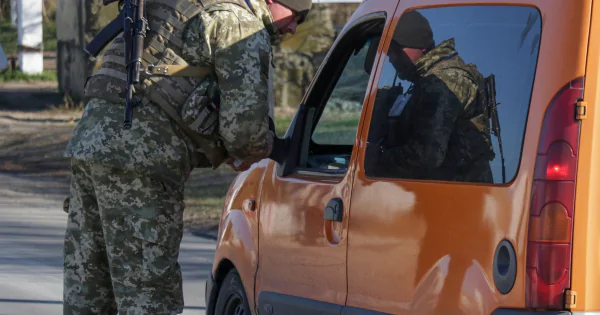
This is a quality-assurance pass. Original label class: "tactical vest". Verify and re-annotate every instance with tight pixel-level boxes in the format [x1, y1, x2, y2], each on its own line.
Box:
[422, 60, 499, 169]
[453, 62, 509, 182]
[84, 0, 253, 169]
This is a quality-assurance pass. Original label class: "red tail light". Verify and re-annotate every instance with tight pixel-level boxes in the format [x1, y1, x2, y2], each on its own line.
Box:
[526, 77, 584, 309]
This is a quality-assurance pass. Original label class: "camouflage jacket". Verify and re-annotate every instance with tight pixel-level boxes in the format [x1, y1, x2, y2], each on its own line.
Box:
[65, 0, 278, 185]
[377, 38, 494, 183]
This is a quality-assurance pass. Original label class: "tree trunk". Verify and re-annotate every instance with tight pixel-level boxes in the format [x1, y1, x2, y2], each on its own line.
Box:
[56, 0, 114, 106]
[0, 0, 7, 20]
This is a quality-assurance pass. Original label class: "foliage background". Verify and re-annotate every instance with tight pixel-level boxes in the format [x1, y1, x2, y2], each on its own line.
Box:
[0, 0, 361, 224]
[0, 0, 359, 109]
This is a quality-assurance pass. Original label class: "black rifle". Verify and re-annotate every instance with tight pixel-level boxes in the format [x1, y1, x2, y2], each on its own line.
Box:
[122, 0, 147, 129]
[485, 74, 506, 183]
[84, 0, 147, 129]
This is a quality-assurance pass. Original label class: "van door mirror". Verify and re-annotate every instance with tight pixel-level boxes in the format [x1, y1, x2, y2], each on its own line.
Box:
[269, 135, 289, 165]
[0, 43, 8, 71]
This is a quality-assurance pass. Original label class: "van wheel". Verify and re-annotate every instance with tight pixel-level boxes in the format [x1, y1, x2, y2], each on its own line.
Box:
[214, 269, 251, 315]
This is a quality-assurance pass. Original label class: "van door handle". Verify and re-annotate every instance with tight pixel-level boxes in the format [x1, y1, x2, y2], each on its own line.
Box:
[323, 198, 343, 222]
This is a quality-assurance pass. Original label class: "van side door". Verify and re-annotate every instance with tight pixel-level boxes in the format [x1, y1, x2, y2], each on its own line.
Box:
[254, 3, 398, 314]
[344, 1, 547, 314]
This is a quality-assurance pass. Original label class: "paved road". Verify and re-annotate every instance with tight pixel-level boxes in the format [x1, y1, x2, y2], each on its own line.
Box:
[0, 173, 217, 315]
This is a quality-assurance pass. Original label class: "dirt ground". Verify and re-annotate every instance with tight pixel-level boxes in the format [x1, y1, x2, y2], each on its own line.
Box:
[0, 82, 239, 236]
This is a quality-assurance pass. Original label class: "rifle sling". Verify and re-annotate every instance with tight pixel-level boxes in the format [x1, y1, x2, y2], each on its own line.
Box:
[146, 64, 212, 77]
[99, 54, 211, 78]
[101, 53, 157, 67]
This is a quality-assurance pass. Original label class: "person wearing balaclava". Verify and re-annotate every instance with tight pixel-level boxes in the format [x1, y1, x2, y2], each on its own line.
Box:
[370, 10, 495, 183]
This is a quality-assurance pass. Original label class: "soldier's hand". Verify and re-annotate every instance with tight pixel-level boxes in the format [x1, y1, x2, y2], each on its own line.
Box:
[226, 157, 252, 172]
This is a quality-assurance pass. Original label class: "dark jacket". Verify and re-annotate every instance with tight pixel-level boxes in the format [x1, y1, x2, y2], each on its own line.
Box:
[374, 38, 494, 183]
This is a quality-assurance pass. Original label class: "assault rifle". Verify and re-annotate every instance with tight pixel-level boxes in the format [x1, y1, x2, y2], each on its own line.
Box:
[484, 74, 506, 183]
[84, 0, 148, 129]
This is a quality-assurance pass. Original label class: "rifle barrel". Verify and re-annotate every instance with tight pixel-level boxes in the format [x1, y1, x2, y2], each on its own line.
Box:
[122, 0, 145, 129]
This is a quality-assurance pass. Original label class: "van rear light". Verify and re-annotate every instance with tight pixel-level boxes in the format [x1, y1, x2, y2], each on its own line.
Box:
[526, 77, 584, 309]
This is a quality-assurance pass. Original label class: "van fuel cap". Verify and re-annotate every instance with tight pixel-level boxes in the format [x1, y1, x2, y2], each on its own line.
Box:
[493, 239, 517, 294]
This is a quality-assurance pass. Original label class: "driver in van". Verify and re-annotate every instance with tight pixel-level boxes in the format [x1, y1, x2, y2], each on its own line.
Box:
[368, 10, 495, 183]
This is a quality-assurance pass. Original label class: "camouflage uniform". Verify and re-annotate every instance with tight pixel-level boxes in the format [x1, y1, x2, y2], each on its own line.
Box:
[63, 0, 279, 313]
[371, 38, 494, 183]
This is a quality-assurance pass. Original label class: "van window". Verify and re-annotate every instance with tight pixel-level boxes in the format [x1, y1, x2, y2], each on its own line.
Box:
[311, 40, 372, 146]
[287, 14, 385, 176]
[299, 34, 380, 174]
[364, 5, 541, 184]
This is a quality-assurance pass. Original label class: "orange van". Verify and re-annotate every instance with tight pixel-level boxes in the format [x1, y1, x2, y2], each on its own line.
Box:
[205, 0, 600, 314]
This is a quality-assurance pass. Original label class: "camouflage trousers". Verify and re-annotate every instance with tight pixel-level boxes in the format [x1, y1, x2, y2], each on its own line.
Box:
[63, 158, 185, 315]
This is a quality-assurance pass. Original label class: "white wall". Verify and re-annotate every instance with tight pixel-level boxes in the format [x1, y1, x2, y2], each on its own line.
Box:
[10, 0, 17, 26]
[17, 0, 44, 74]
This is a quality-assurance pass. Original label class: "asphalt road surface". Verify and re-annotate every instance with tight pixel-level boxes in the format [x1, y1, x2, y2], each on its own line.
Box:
[0, 173, 217, 315]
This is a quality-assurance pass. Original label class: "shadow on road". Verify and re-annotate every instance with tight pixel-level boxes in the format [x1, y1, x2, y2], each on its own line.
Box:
[0, 83, 65, 111]
[0, 299, 206, 311]
[0, 84, 217, 314]
[0, 207, 216, 312]
[0, 217, 216, 279]
[0, 299, 63, 305]
[0, 220, 66, 274]
[0, 108, 74, 200]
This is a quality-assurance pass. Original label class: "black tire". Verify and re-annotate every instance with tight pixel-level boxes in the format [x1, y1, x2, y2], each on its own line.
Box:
[214, 269, 252, 315]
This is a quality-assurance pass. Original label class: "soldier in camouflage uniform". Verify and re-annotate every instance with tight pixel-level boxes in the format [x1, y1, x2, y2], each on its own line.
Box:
[369, 10, 494, 183]
[62, 0, 311, 314]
